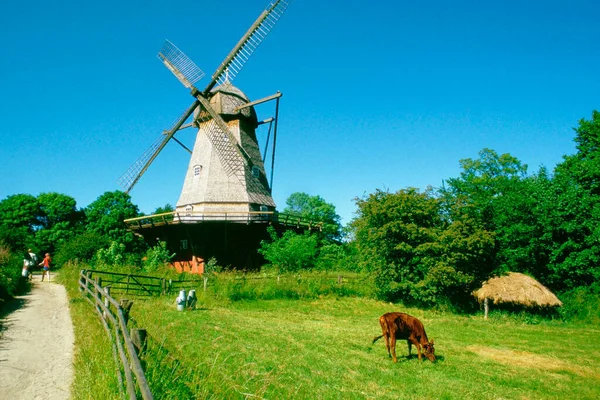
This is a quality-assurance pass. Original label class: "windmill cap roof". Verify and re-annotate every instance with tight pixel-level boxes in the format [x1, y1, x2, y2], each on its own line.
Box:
[198, 82, 257, 122]
[211, 82, 250, 101]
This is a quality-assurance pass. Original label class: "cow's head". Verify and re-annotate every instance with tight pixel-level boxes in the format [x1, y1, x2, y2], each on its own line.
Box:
[422, 338, 435, 362]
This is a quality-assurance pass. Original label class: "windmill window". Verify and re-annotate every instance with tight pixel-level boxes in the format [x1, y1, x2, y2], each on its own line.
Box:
[185, 205, 193, 216]
[194, 165, 202, 176]
[251, 166, 260, 178]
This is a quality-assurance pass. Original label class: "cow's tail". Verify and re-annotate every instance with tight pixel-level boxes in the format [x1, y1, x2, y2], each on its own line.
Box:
[372, 334, 384, 344]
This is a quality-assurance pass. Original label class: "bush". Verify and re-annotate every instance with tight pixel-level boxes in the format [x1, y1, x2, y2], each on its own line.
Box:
[143, 241, 175, 273]
[559, 283, 600, 324]
[54, 231, 109, 266]
[0, 241, 24, 307]
[315, 242, 360, 272]
[258, 227, 318, 273]
[95, 241, 127, 267]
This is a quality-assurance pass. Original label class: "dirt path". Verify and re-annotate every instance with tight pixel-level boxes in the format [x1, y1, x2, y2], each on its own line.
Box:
[0, 275, 74, 400]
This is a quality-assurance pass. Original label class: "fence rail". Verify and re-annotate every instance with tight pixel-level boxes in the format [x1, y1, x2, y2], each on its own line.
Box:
[123, 210, 332, 232]
[82, 269, 361, 297]
[79, 270, 153, 400]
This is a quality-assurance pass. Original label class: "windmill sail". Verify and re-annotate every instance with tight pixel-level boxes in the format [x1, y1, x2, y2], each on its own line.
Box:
[204, 0, 292, 94]
[118, 100, 199, 192]
[158, 40, 205, 89]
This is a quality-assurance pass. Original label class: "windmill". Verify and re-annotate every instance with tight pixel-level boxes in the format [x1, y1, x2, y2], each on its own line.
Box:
[118, 0, 292, 218]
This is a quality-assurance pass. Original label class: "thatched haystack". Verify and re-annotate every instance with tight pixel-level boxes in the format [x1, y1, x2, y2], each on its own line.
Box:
[473, 272, 562, 318]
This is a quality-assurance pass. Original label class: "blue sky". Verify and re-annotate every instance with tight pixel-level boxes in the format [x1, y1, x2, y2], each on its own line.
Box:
[1, 0, 598, 225]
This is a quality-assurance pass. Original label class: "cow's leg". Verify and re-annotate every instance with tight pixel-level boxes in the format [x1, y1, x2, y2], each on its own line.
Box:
[417, 344, 422, 361]
[390, 334, 398, 363]
[384, 333, 391, 358]
[407, 340, 412, 358]
[410, 338, 422, 360]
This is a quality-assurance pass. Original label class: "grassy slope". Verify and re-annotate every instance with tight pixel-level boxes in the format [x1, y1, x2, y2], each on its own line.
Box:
[129, 295, 600, 400]
[56, 266, 121, 400]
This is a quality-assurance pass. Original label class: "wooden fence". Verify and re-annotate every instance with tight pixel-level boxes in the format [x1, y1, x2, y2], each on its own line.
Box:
[78, 269, 363, 398]
[81, 269, 202, 296]
[79, 270, 153, 400]
[80, 269, 360, 297]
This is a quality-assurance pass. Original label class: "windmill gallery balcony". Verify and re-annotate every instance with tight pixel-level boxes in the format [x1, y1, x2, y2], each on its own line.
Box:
[124, 210, 327, 271]
[124, 211, 324, 231]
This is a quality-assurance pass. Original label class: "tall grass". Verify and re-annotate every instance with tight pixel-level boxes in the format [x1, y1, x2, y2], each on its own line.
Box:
[201, 270, 374, 302]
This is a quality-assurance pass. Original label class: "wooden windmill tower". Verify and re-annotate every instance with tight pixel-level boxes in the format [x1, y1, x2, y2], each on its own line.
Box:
[119, 0, 290, 218]
[117, 0, 293, 271]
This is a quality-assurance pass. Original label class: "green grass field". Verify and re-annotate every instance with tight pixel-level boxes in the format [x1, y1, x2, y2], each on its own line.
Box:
[129, 295, 600, 400]
[58, 265, 600, 399]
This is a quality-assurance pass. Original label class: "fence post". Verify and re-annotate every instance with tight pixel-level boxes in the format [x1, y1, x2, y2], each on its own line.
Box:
[79, 270, 86, 292]
[203, 276, 208, 291]
[168, 279, 172, 294]
[120, 299, 134, 326]
[338, 275, 342, 285]
[96, 277, 103, 302]
[104, 286, 111, 320]
[129, 329, 148, 358]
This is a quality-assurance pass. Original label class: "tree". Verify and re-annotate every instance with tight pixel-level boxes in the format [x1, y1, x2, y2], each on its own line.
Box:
[545, 110, 600, 290]
[0, 194, 41, 251]
[283, 192, 342, 240]
[351, 188, 441, 303]
[352, 187, 494, 307]
[438, 149, 546, 279]
[559, 110, 600, 194]
[153, 203, 174, 215]
[442, 148, 528, 231]
[35, 192, 84, 253]
[84, 191, 144, 253]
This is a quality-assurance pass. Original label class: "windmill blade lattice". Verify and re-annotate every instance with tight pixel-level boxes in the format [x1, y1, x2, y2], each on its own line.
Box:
[118, 100, 199, 192]
[194, 106, 272, 201]
[158, 40, 205, 89]
[194, 95, 251, 176]
[117, 132, 166, 192]
[207, 0, 292, 91]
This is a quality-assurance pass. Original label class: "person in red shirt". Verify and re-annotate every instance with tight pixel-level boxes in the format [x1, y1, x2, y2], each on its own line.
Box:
[39, 253, 51, 282]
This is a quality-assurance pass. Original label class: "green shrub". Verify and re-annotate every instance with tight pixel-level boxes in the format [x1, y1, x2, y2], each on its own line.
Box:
[559, 283, 600, 324]
[95, 241, 127, 267]
[54, 231, 109, 266]
[204, 257, 222, 274]
[315, 242, 360, 272]
[258, 227, 318, 273]
[143, 241, 175, 273]
[0, 241, 24, 306]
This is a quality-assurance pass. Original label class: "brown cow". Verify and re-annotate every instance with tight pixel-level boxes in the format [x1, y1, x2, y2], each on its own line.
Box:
[372, 312, 435, 362]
